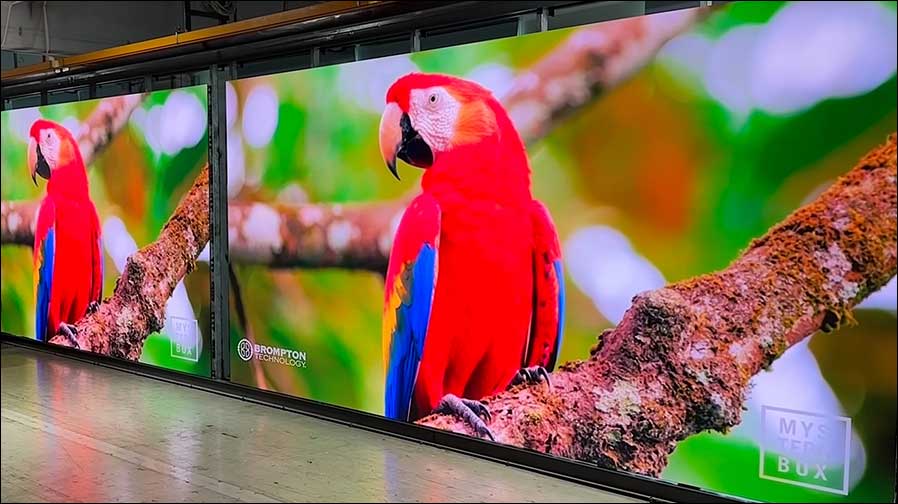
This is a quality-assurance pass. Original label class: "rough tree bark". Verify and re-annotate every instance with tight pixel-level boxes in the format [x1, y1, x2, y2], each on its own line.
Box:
[49, 164, 210, 359]
[418, 134, 898, 476]
[1, 93, 146, 247]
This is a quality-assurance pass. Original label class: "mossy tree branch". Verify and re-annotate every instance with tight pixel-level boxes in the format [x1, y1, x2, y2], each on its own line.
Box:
[49, 165, 210, 358]
[418, 134, 898, 476]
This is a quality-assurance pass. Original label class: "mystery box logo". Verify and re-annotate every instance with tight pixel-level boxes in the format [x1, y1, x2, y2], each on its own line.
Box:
[760, 406, 851, 495]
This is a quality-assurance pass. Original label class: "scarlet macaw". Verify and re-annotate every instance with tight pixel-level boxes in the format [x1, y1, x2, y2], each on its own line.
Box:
[28, 119, 103, 344]
[380, 73, 565, 438]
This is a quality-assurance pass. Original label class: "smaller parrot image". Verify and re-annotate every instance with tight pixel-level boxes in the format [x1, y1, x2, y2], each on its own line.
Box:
[28, 119, 103, 345]
[379, 73, 565, 439]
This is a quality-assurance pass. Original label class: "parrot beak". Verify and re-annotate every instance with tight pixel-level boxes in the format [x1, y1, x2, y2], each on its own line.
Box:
[379, 102, 403, 180]
[379, 102, 434, 181]
[27, 137, 51, 185]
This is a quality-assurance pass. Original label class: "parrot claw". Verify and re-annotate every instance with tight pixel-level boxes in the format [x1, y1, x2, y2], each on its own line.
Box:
[87, 301, 100, 315]
[436, 394, 495, 442]
[511, 366, 552, 390]
[58, 323, 80, 349]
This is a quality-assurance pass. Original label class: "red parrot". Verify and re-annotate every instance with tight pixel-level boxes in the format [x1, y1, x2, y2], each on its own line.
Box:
[380, 73, 565, 438]
[28, 119, 103, 345]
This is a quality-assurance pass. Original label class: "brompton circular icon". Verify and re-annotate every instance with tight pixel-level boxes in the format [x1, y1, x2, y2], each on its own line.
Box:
[237, 338, 254, 361]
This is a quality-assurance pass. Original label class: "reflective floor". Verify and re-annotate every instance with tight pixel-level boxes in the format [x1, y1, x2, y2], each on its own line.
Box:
[1, 343, 637, 503]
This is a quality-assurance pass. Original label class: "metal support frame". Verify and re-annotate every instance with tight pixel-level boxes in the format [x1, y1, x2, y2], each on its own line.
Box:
[208, 64, 230, 380]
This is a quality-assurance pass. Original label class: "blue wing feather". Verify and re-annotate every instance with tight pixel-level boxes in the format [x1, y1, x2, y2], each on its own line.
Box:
[95, 236, 104, 303]
[551, 259, 565, 368]
[384, 244, 436, 421]
[35, 229, 55, 342]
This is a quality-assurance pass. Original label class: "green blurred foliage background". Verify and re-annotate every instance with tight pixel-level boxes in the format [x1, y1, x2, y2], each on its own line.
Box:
[227, 2, 896, 501]
[1, 86, 212, 377]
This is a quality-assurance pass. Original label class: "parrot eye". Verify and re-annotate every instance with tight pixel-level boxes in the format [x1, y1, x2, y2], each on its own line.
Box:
[429, 93, 438, 104]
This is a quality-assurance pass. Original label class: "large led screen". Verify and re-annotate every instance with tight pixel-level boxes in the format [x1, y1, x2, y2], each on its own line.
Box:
[226, 2, 897, 501]
[1, 86, 212, 377]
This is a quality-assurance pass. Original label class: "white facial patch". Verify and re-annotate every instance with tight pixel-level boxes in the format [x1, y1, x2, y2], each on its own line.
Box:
[408, 87, 461, 153]
[39, 129, 61, 169]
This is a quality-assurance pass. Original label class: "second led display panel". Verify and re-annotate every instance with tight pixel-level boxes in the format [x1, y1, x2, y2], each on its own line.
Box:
[0, 86, 213, 377]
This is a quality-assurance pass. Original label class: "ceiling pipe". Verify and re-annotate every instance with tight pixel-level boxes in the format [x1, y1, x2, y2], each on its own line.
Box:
[2, 1, 582, 98]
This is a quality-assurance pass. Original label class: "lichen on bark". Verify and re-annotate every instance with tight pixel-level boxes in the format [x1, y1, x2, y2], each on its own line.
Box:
[419, 134, 897, 477]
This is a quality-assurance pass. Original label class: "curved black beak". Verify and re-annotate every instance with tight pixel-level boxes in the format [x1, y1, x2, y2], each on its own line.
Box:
[380, 103, 433, 182]
[386, 157, 400, 181]
[396, 113, 433, 173]
[32, 145, 51, 185]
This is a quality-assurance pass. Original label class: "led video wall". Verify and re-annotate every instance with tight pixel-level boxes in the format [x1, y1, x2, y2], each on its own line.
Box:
[0, 1, 894, 502]
[224, 2, 898, 501]
[1, 86, 213, 377]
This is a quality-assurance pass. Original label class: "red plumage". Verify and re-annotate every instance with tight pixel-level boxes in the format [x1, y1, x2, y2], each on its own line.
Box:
[30, 119, 103, 342]
[382, 74, 564, 425]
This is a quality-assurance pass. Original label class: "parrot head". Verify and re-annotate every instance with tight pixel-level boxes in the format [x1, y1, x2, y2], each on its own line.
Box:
[379, 73, 504, 180]
[28, 119, 82, 186]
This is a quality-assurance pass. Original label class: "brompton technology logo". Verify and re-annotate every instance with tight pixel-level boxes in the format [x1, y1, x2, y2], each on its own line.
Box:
[760, 406, 851, 495]
[236, 338, 307, 368]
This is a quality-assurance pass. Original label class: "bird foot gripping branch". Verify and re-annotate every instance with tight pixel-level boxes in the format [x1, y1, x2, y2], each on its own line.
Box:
[57, 323, 81, 350]
[511, 366, 552, 390]
[436, 394, 495, 442]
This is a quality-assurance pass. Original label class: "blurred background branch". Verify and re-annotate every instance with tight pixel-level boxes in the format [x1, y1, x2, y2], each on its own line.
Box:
[502, 8, 703, 143]
[228, 200, 404, 272]
[419, 134, 898, 476]
[0, 200, 37, 246]
[77, 93, 147, 166]
[227, 262, 269, 388]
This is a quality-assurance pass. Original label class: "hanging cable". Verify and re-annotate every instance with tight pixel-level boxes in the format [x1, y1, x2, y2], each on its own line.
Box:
[43, 0, 50, 57]
[203, 1, 234, 18]
[1, 1, 24, 49]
